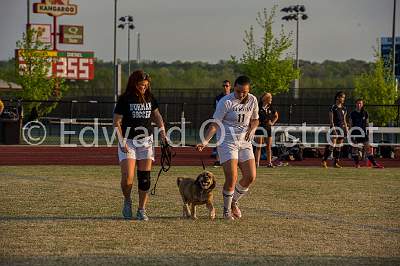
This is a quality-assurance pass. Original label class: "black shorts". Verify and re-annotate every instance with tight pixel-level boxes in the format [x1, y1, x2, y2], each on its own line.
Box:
[352, 137, 369, 144]
[255, 127, 272, 138]
[329, 126, 345, 140]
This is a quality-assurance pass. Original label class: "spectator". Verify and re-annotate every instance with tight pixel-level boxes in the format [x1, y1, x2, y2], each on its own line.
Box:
[212, 80, 231, 166]
[254, 93, 279, 167]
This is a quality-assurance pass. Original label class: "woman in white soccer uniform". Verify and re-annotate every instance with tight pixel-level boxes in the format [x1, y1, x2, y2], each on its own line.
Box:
[196, 75, 259, 220]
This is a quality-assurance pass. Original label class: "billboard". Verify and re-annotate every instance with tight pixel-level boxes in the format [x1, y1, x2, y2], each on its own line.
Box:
[59, 25, 84, 44]
[16, 49, 95, 80]
[33, 0, 77, 17]
[381, 37, 400, 79]
[29, 24, 52, 43]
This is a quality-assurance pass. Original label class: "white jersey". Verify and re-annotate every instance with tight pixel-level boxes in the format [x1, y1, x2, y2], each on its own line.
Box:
[213, 92, 259, 142]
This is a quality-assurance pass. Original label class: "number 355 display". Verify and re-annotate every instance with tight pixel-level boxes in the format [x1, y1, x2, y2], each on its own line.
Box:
[16, 50, 95, 80]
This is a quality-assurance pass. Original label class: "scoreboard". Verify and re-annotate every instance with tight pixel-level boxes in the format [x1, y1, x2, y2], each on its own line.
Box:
[16, 49, 95, 80]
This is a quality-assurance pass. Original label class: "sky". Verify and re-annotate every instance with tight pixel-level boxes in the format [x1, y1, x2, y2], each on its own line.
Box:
[0, 0, 399, 63]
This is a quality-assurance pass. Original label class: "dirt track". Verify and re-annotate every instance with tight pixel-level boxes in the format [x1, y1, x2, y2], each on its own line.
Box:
[0, 146, 399, 167]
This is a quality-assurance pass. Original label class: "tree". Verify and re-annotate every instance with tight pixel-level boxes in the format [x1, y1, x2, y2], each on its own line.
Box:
[15, 28, 68, 117]
[231, 6, 299, 95]
[354, 49, 399, 126]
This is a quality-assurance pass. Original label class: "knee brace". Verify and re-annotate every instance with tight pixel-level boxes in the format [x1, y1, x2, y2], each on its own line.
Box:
[137, 170, 151, 192]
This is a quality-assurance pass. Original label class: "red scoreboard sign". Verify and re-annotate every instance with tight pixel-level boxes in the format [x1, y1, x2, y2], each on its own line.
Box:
[16, 50, 94, 80]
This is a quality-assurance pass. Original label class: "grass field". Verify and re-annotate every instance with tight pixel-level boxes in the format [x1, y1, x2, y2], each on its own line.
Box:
[0, 166, 399, 265]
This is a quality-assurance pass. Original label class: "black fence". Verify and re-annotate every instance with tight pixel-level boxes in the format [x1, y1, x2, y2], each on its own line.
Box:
[19, 87, 400, 126]
[2, 87, 400, 145]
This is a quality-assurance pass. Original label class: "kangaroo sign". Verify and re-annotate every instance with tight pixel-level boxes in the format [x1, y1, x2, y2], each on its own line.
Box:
[33, 0, 78, 17]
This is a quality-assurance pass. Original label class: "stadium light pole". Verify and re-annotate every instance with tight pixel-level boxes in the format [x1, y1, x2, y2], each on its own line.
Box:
[27, 0, 30, 29]
[392, 0, 397, 82]
[281, 5, 308, 90]
[118, 16, 135, 76]
[113, 0, 118, 104]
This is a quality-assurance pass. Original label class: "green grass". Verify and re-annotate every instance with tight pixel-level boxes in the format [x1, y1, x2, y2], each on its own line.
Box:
[0, 166, 399, 265]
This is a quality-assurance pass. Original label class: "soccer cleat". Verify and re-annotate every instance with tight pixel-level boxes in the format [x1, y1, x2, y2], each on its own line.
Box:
[231, 201, 242, 219]
[334, 162, 343, 168]
[373, 163, 384, 169]
[122, 199, 132, 219]
[321, 161, 328, 168]
[136, 209, 149, 221]
[223, 209, 235, 220]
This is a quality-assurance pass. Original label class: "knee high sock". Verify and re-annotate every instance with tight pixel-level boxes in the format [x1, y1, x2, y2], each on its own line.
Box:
[352, 153, 360, 164]
[223, 190, 234, 213]
[232, 183, 249, 203]
[367, 154, 377, 166]
[333, 147, 341, 163]
[323, 146, 333, 161]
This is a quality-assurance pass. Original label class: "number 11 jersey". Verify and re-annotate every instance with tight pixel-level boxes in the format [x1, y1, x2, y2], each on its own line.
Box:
[213, 92, 259, 142]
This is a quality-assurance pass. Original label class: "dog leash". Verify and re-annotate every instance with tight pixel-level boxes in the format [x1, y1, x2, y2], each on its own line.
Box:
[151, 140, 175, 195]
[187, 144, 206, 170]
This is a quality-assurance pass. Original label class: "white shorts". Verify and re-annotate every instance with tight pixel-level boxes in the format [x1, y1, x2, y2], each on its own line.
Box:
[118, 136, 155, 162]
[217, 140, 254, 164]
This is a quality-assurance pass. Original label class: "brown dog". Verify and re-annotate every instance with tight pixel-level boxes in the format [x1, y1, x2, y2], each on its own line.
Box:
[177, 171, 216, 220]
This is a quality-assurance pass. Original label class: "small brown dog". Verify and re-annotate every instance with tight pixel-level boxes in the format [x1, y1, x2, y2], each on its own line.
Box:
[177, 171, 216, 220]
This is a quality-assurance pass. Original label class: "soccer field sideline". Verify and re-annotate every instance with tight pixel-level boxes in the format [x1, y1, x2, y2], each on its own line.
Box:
[0, 166, 399, 265]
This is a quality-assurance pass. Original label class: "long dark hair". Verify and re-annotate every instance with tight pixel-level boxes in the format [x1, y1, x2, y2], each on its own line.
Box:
[334, 91, 345, 103]
[123, 70, 152, 102]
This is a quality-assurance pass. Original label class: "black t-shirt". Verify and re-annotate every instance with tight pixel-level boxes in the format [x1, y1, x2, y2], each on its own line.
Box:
[258, 104, 277, 128]
[114, 93, 159, 139]
[215, 93, 227, 108]
[350, 109, 369, 132]
[329, 104, 347, 127]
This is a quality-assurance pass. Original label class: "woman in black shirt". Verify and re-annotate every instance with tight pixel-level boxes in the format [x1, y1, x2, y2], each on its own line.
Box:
[349, 98, 383, 168]
[113, 70, 167, 221]
[321, 91, 348, 168]
[254, 92, 279, 167]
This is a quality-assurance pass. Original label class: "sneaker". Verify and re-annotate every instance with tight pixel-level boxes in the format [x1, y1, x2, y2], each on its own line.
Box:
[373, 163, 384, 169]
[321, 161, 328, 168]
[122, 199, 132, 219]
[231, 201, 242, 219]
[266, 163, 275, 168]
[223, 209, 235, 220]
[275, 161, 289, 167]
[213, 161, 221, 168]
[334, 162, 343, 168]
[136, 209, 149, 221]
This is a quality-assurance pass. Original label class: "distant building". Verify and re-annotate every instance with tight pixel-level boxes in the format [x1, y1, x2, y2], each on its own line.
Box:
[381, 36, 400, 80]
